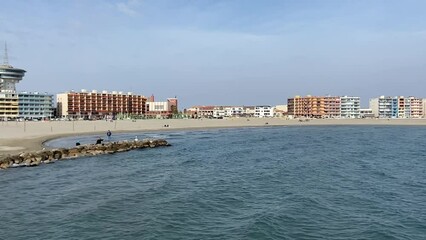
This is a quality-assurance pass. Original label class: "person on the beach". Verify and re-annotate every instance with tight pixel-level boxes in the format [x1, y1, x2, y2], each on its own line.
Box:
[106, 130, 112, 140]
[96, 137, 104, 144]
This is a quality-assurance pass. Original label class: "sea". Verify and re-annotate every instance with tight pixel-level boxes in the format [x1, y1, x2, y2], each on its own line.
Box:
[1, 126, 425, 240]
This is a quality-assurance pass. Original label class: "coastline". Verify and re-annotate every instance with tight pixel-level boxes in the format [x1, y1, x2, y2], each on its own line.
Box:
[1, 118, 426, 158]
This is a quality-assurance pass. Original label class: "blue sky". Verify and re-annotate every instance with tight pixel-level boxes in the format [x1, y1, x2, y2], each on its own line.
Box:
[1, 0, 425, 108]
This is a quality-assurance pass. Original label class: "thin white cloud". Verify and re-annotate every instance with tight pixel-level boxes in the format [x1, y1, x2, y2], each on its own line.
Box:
[116, 0, 142, 17]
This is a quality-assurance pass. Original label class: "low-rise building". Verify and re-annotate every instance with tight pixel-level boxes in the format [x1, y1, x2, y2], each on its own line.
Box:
[242, 106, 256, 117]
[255, 106, 274, 118]
[360, 108, 374, 118]
[274, 105, 287, 117]
[185, 106, 214, 118]
[145, 95, 178, 118]
[212, 106, 244, 118]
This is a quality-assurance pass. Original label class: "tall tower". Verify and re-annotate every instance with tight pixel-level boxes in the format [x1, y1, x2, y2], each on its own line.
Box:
[0, 42, 26, 119]
[0, 42, 26, 92]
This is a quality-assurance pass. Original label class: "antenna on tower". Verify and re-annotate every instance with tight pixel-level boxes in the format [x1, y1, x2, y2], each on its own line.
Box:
[3, 42, 9, 65]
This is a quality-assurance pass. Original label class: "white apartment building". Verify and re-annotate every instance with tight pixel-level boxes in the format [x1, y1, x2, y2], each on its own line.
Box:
[340, 96, 360, 118]
[255, 106, 274, 118]
[213, 106, 243, 118]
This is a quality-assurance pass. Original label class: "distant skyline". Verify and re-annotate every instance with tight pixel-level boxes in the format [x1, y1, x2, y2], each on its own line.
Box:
[1, 0, 426, 108]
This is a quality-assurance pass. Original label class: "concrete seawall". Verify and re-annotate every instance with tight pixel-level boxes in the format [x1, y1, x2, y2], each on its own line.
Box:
[0, 139, 170, 170]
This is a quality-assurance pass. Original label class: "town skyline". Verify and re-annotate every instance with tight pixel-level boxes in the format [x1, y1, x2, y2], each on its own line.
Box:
[1, 0, 426, 108]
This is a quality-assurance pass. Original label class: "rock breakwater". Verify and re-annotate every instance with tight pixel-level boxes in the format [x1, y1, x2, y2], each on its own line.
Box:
[0, 139, 170, 170]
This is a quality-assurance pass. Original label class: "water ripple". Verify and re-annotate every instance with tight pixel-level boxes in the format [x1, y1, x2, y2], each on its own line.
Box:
[1, 126, 426, 239]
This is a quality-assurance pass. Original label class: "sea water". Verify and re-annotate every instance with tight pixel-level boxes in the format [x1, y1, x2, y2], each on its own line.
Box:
[1, 126, 425, 239]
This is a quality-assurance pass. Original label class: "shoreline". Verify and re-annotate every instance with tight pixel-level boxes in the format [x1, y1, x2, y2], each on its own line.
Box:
[1, 118, 426, 158]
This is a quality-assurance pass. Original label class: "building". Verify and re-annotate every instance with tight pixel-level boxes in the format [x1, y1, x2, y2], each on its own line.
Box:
[185, 106, 214, 118]
[324, 96, 341, 118]
[0, 43, 26, 119]
[145, 95, 178, 118]
[212, 106, 244, 118]
[409, 97, 423, 118]
[360, 109, 374, 118]
[18, 92, 54, 120]
[369, 98, 379, 118]
[370, 96, 396, 118]
[370, 96, 423, 119]
[186, 105, 256, 118]
[287, 96, 325, 118]
[340, 96, 360, 118]
[274, 105, 288, 117]
[288, 95, 360, 119]
[255, 106, 274, 118]
[423, 99, 426, 118]
[242, 106, 256, 117]
[57, 90, 147, 119]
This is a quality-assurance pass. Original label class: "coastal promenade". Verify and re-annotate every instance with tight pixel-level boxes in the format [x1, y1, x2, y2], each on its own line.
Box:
[1, 118, 426, 157]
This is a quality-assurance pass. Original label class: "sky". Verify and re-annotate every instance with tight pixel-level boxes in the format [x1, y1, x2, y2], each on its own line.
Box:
[1, 0, 425, 108]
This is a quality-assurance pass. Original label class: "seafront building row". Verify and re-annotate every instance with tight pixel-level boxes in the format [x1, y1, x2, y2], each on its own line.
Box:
[185, 105, 280, 118]
[369, 96, 424, 118]
[287, 95, 425, 119]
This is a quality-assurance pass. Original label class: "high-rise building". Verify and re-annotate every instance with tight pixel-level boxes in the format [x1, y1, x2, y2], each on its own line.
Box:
[57, 90, 147, 119]
[0, 43, 26, 119]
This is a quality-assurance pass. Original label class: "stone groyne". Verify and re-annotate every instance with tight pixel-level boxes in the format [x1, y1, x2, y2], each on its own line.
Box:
[0, 139, 170, 170]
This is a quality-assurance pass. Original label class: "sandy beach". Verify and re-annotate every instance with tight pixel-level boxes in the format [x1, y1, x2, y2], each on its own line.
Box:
[1, 118, 426, 157]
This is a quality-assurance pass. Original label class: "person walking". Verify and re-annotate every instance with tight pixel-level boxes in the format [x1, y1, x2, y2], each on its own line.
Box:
[106, 130, 112, 141]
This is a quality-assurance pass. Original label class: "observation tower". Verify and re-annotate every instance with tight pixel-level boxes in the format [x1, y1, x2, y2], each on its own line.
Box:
[0, 43, 26, 119]
[0, 43, 26, 93]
